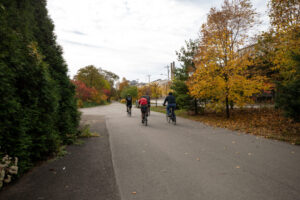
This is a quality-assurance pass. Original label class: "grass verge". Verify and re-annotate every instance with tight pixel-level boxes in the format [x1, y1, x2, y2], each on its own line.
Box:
[151, 106, 300, 144]
[82, 101, 110, 108]
[79, 124, 100, 138]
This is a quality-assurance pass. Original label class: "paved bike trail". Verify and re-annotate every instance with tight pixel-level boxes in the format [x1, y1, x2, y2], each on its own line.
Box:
[1, 102, 300, 200]
[83, 102, 300, 200]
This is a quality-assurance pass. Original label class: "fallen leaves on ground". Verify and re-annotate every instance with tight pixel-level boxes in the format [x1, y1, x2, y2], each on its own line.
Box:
[151, 106, 300, 144]
[182, 108, 300, 145]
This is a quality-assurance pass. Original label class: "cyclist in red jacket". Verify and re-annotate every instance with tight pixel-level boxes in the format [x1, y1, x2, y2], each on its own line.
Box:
[138, 97, 148, 123]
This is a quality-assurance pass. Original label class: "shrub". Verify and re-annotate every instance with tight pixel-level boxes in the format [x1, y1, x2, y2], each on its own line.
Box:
[0, 1, 79, 176]
[0, 155, 18, 189]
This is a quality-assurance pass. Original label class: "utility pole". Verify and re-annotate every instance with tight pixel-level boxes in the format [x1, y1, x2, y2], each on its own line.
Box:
[147, 74, 151, 84]
[170, 61, 175, 80]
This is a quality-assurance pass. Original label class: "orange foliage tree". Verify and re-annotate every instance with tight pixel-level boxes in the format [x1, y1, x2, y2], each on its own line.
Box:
[188, 0, 268, 118]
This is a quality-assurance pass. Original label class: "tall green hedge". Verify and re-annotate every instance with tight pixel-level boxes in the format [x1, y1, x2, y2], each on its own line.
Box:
[0, 0, 80, 174]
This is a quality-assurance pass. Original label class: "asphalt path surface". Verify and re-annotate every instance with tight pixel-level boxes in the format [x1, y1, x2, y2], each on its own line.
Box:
[82, 102, 300, 200]
[1, 102, 299, 200]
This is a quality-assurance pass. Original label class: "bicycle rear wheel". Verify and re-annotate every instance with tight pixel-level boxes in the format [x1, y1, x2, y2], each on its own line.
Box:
[128, 107, 131, 116]
[167, 115, 171, 123]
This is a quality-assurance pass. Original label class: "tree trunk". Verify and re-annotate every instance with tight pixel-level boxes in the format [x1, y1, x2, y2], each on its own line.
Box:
[156, 98, 157, 107]
[194, 99, 198, 115]
[226, 95, 230, 118]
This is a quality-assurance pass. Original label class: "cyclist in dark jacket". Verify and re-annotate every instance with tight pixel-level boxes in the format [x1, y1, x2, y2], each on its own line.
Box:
[163, 92, 176, 116]
[125, 94, 132, 112]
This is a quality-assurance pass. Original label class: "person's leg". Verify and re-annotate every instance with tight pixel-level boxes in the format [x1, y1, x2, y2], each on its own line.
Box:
[170, 103, 176, 115]
[171, 104, 176, 117]
[166, 104, 170, 116]
[147, 106, 150, 116]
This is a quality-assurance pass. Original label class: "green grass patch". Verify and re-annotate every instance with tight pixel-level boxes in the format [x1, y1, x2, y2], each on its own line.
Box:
[150, 106, 166, 113]
[150, 106, 187, 116]
[73, 139, 85, 145]
[56, 145, 68, 157]
[79, 124, 100, 138]
[82, 101, 102, 108]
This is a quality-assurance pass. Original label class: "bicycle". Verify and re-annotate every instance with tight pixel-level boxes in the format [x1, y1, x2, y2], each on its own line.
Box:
[166, 106, 176, 125]
[127, 105, 132, 116]
[142, 112, 148, 126]
[141, 106, 148, 126]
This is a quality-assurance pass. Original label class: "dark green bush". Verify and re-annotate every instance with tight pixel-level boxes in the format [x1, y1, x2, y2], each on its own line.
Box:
[0, 0, 79, 175]
[275, 54, 300, 121]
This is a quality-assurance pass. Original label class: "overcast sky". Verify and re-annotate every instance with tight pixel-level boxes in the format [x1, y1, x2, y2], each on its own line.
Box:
[47, 0, 269, 83]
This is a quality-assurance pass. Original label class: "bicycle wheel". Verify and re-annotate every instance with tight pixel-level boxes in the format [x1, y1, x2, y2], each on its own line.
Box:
[128, 107, 131, 116]
[173, 115, 176, 125]
[167, 115, 171, 123]
[141, 113, 145, 124]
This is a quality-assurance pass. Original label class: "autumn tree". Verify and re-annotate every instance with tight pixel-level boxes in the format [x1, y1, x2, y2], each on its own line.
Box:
[251, 31, 277, 79]
[137, 85, 152, 99]
[269, 0, 300, 31]
[99, 68, 119, 86]
[150, 83, 162, 107]
[99, 68, 119, 101]
[118, 77, 130, 98]
[71, 80, 94, 101]
[189, 0, 267, 118]
[121, 86, 138, 99]
[267, 0, 300, 120]
[119, 77, 129, 91]
[75, 65, 110, 92]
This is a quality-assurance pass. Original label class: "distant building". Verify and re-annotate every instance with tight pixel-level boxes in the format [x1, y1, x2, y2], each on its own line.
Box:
[129, 80, 138, 86]
[151, 79, 171, 96]
[136, 82, 147, 88]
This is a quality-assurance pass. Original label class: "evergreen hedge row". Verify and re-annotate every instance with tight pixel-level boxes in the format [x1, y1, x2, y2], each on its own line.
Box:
[0, 0, 80, 174]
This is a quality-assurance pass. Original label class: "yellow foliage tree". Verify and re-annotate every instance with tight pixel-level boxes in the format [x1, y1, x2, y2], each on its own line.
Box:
[118, 78, 129, 93]
[188, 0, 268, 118]
[150, 83, 162, 106]
[268, 0, 300, 84]
[137, 85, 151, 99]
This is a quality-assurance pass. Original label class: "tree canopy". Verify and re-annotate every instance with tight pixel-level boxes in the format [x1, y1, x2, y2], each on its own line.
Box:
[188, 0, 267, 118]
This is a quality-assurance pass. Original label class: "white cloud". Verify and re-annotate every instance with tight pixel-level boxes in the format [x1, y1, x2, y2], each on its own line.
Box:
[47, 0, 269, 82]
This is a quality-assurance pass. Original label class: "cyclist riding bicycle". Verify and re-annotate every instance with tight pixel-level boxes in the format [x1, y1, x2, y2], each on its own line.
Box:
[163, 92, 176, 116]
[125, 94, 132, 113]
[138, 96, 148, 123]
[141, 95, 151, 116]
